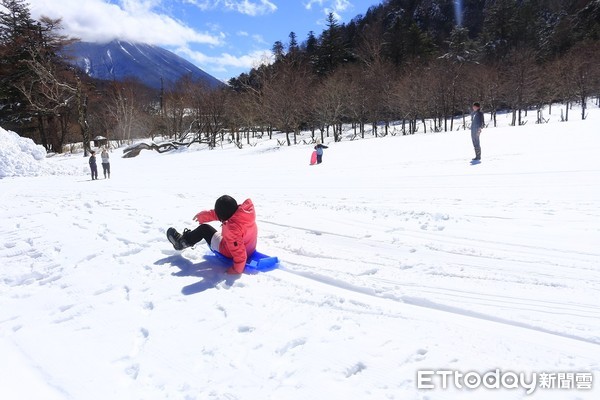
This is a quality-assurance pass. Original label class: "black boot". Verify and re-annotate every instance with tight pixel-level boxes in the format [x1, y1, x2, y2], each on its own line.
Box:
[167, 228, 191, 250]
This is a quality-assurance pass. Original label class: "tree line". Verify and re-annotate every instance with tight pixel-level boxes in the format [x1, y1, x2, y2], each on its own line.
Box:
[1, 0, 600, 154]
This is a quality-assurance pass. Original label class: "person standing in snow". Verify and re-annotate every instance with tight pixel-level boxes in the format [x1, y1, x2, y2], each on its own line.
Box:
[314, 139, 329, 164]
[89, 150, 98, 180]
[167, 195, 258, 275]
[471, 102, 484, 161]
[101, 148, 110, 179]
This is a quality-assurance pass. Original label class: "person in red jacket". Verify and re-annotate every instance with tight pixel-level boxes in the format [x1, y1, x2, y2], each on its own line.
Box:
[167, 195, 257, 274]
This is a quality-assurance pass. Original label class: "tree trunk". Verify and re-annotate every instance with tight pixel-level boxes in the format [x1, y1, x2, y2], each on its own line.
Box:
[79, 92, 90, 155]
[37, 115, 49, 150]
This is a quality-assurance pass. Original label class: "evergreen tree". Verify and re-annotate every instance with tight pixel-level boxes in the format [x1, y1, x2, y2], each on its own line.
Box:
[305, 30, 318, 54]
[0, 0, 38, 125]
[303, 30, 319, 70]
[1, 0, 82, 151]
[288, 31, 298, 54]
[315, 12, 349, 75]
[272, 40, 284, 62]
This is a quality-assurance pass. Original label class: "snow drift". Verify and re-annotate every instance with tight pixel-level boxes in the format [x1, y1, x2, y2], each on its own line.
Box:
[0, 127, 80, 178]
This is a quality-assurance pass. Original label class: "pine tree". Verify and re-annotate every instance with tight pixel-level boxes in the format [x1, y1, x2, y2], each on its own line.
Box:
[0, 0, 38, 125]
[315, 12, 348, 75]
[272, 40, 284, 62]
[288, 31, 298, 54]
[1, 0, 83, 152]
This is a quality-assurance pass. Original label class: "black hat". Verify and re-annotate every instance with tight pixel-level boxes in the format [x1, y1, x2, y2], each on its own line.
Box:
[473, 102, 481, 108]
[215, 195, 238, 221]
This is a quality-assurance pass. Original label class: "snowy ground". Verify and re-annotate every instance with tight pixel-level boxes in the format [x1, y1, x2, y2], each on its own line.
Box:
[1, 105, 599, 400]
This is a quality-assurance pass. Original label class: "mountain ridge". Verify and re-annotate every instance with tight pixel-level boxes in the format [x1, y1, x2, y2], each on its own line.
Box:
[64, 40, 223, 90]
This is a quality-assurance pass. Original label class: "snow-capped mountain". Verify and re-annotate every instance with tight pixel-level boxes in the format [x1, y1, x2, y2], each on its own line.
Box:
[64, 40, 223, 89]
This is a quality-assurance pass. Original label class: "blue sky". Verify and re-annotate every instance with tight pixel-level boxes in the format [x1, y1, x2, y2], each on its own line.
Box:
[26, 0, 381, 82]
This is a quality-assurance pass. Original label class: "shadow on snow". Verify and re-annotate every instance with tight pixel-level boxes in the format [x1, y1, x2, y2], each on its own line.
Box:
[154, 253, 245, 295]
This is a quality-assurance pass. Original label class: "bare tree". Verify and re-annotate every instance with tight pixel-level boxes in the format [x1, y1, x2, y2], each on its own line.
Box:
[262, 59, 311, 145]
[161, 77, 189, 139]
[313, 68, 352, 142]
[500, 49, 540, 126]
[567, 41, 600, 120]
[473, 63, 502, 128]
[12, 16, 87, 153]
[192, 83, 229, 148]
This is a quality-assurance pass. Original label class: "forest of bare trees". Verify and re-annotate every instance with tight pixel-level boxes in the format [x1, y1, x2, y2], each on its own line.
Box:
[1, 0, 599, 154]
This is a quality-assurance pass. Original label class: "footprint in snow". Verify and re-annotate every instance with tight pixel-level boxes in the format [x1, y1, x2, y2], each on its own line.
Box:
[141, 301, 154, 315]
[345, 362, 367, 378]
[276, 338, 307, 355]
[130, 327, 150, 358]
[407, 348, 428, 363]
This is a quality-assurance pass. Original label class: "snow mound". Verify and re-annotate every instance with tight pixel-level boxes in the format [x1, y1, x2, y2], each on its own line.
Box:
[0, 127, 79, 178]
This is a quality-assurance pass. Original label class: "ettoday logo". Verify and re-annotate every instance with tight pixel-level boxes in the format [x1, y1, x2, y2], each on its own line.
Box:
[417, 369, 593, 395]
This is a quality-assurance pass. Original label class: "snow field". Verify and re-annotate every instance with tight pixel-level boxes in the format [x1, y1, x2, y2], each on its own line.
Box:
[1, 105, 599, 399]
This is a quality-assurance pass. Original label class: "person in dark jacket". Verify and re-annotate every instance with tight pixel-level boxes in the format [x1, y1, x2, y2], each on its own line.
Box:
[89, 150, 98, 180]
[314, 139, 329, 164]
[471, 102, 484, 161]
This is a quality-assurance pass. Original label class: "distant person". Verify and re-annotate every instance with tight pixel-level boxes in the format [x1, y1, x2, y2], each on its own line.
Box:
[101, 148, 110, 179]
[471, 102, 484, 161]
[167, 195, 257, 275]
[314, 139, 329, 164]
[89, 150, 98, 180]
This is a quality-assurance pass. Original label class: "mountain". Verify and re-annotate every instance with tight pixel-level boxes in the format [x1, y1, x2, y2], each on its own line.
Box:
[64, 40, 223, 90]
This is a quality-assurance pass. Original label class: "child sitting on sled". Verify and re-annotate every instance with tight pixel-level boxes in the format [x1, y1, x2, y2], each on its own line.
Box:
[167, 195, 257, 275]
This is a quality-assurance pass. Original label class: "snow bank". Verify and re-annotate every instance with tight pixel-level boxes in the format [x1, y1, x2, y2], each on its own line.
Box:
[0, 127, 79, 178]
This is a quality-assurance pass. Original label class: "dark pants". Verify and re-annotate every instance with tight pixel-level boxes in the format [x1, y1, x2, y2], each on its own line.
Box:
[471, 130, 481, 159]
[90, 164, 98, 180]
[102, 163, 110, 178]
[316, 154, 323, 164]
[184, 224, 216, 247]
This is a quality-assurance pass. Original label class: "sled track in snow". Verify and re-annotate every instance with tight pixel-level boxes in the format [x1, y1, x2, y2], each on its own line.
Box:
[274, 262, 600, 348]
[260, 218, 600, 270]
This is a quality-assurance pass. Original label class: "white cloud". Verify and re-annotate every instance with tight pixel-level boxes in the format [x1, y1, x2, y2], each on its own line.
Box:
[186, 0, 277, 16]
[304, 0, 355, 27]
[177, 45, 273, 71]
[251, 34, 267, 45]
[183, 0, 213, 10]
[305, 0, 352, 15]
[229, 0, 277, 16]
[333, 0, 352, 13]
[27, 0, 223, 46]
[304, 0, 324, 10]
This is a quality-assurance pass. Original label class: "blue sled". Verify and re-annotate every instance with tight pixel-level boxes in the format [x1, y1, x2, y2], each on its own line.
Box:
[210, 250, 279, 272]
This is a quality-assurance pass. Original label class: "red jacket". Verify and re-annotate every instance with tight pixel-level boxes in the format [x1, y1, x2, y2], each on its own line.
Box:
[195, 198, 257, 273]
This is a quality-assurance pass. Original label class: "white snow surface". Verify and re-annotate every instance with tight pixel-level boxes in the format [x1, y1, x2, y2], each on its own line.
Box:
[0, 127, 80, 178]
[1, 105, 599, 400]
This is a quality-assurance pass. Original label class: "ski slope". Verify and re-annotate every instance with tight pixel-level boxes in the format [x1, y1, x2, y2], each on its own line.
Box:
[1, 105, 599, 399]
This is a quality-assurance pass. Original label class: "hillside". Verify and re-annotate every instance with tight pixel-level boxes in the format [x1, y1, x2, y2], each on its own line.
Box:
[65, 40, 223, 89]
[1, 104, 599, 399]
